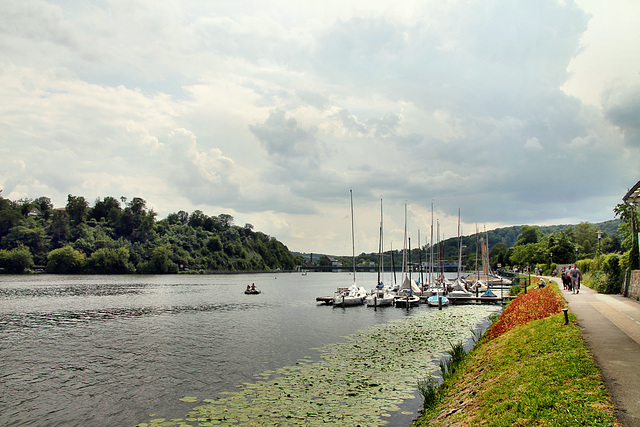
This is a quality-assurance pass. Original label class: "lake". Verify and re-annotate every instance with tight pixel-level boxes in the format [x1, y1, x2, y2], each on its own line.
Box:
[0, 272, 500, 426]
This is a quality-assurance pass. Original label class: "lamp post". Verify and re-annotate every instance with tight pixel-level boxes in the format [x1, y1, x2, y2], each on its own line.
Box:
[597, 230, 602, 257]
[575, 246, 579, 263]
[550, 252, 553, 271]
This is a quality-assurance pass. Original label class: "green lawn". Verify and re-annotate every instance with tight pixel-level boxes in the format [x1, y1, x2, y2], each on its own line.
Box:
[414, 289, 619, 426]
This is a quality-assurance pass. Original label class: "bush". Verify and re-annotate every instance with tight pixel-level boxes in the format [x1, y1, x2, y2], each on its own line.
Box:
[484, 285, 564, 341]
[0, 246, 34, 273]
[86, 247, 135, 274]
[46, 245, 85, 273]
[602, 254, 623, 294]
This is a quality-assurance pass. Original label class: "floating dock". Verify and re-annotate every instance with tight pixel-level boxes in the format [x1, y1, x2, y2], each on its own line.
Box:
[446, 295, 515, 305]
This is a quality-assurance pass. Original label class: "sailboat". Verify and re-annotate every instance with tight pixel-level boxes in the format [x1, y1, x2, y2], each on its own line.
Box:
[366, 199, 395, 307]
[395, 203, 420, 308]
[450, 208, 473, 298]
[332, 190, 368, 307]
[463, 227, 512, 287]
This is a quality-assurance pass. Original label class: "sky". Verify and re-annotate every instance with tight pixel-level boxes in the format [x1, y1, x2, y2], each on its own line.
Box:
[1, 0, 639, 256]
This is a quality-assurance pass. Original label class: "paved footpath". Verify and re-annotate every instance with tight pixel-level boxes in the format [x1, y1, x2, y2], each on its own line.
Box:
[550, 277, 640, 426]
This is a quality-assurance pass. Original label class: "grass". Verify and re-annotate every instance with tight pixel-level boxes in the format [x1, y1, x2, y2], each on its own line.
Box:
[414, 283, 620, 426]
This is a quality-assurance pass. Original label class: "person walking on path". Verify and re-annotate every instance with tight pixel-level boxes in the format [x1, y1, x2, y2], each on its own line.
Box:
[569, 264, 581, 294]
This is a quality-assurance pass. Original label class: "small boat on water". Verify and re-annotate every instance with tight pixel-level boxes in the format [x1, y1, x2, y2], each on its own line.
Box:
[366, 284, 395, 307]
[427, 294, 449, 307]
[394, 289, 420, 308]
[366, 199, 394, 308]
[331, 190, 368, 308]
[333, 284, 367, 306]
[245, 283, 261, 294]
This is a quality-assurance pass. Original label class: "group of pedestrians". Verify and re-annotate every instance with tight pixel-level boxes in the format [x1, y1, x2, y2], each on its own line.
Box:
[561, 265, 582, 293]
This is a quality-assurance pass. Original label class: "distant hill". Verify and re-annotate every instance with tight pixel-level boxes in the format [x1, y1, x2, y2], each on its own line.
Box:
[295, 219, 622, 261]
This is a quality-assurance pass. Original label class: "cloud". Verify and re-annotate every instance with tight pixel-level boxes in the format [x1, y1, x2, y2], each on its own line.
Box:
[524, 137, 543, 151]
[602, 81, 640, 147]
[1, 0, 639, 255]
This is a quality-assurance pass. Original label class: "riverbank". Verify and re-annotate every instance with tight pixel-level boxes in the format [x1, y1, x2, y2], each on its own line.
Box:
[413, 281, 620, 426]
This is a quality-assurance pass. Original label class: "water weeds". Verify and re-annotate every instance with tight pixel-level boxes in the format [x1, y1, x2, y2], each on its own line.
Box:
[137, 305, 499, 426]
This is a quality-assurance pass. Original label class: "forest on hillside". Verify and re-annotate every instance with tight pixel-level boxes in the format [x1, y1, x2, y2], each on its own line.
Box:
[0, 193, 302, 274]
[297, 219, 623, 271]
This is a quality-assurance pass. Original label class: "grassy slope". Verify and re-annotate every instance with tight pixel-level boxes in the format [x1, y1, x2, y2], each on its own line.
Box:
[414, 284, 620, 426]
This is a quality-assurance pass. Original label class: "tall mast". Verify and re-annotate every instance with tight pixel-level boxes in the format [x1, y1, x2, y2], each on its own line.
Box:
[350, 189, 355, 284]
[429, 201, 434, 286]
[475, 223, 479, 278]
[457, 208, 462, 281]
[378, 198, 383, 286]
[402, 202, 407, 280]
[418, 229, 423, 286]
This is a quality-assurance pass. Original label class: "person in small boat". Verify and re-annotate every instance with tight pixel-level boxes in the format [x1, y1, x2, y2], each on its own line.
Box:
[246, 285, 252, 292]
[251, 283, 256, 291]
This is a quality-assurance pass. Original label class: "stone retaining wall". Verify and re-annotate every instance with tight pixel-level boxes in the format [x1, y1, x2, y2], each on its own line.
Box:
[626, 270, 640, 300]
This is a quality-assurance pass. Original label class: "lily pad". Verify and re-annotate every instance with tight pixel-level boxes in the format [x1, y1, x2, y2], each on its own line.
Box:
[139, 306, 499, 426]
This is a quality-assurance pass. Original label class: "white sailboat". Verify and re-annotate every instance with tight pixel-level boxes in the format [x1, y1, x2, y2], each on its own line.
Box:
[463, 226, 512, 286]
[333, 190, 367, 307]
[395, 203, 420, 308]
[450, 208, 472, 298]
[367, 199, 394, 307]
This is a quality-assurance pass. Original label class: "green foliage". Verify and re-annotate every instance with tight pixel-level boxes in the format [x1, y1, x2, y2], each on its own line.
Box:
[614, 202, 639, 270]
[47, 245, 86, 273]
[86, 247, 135, 274]
[602, 254, 623, 294]
[0, 194, 299, 274]
[439, 340, 466, 380]
[417, 375, 440, 410]
[0, 246, 35, 273]
[516, 225, 543, 245]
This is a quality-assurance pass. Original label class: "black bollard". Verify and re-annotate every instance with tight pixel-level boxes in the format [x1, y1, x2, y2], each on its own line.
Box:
[438, 296, 442, 310]
[562, 308, 569, 325]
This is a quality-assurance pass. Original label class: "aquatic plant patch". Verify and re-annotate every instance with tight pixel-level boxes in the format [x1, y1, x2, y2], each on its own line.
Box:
[135, 305, 499, 426]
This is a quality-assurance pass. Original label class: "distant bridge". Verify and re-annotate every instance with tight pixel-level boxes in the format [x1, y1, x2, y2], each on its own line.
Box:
[299, 262, 465, 273]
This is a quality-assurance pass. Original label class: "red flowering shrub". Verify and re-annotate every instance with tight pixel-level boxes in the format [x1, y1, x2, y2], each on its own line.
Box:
[484, 286, 565, 341]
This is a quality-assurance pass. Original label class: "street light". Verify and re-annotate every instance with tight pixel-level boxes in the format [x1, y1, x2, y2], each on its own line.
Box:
[575, 246, 579, 263]
[550, 251, 553, 267]
[597, 230, 602, 256]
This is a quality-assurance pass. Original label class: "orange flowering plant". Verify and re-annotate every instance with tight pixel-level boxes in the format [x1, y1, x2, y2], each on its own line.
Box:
[484, 285, 565, 341]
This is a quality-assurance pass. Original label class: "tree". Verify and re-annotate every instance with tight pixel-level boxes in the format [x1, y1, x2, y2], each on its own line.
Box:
[0, 197, 22, 237]
[217, 214, 234, 228]
[46, 245, 86, 273]
[138, 246, 178, 273]
[489, 243, 509, 268]
[548, 229, 578, 264]
[509, 242, 546, 267]
[0, 246, 34, 273]
[206, 236, 223, 253]
[49, 209, 71, 246]
[34, 196, 54, 219]
[515, 226, 543, 246]
[66, 195, 89, 224]
[86, 247, 135, 274]
[575, 222, 600, 258]
[1, 223, 48, 263]
[614, 203, 639, 270]
[91, 196, 121, 222]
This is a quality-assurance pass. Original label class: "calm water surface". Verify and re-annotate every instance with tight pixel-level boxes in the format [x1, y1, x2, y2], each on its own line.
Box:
[0, 272, 496, 426]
